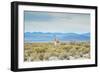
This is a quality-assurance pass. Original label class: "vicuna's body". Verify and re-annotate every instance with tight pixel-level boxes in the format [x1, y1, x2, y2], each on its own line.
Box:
[54, 36, 60, 47]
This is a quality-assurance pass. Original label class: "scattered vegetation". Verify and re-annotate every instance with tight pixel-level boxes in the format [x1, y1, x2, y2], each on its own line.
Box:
[24, 42, 90, 62]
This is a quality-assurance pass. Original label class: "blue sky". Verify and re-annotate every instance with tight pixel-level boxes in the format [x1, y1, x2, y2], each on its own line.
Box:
[24, 11, 90, 34]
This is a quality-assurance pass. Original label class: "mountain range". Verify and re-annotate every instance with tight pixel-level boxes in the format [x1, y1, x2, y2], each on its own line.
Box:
[24, 32, 90, 42]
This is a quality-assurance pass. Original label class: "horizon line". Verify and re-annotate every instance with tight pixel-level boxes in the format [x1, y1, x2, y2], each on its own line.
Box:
[24, 31, 90, 34]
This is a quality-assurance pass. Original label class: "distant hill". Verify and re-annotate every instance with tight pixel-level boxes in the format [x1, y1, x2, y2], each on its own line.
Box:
[24, 32, 90, 42]
[82, 33, 90, 37]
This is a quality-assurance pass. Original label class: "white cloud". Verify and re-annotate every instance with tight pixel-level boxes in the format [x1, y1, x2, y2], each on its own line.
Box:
[25, 12, 90, 33]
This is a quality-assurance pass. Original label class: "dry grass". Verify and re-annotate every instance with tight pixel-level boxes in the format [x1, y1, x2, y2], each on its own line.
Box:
[24, 42, 90, 62]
